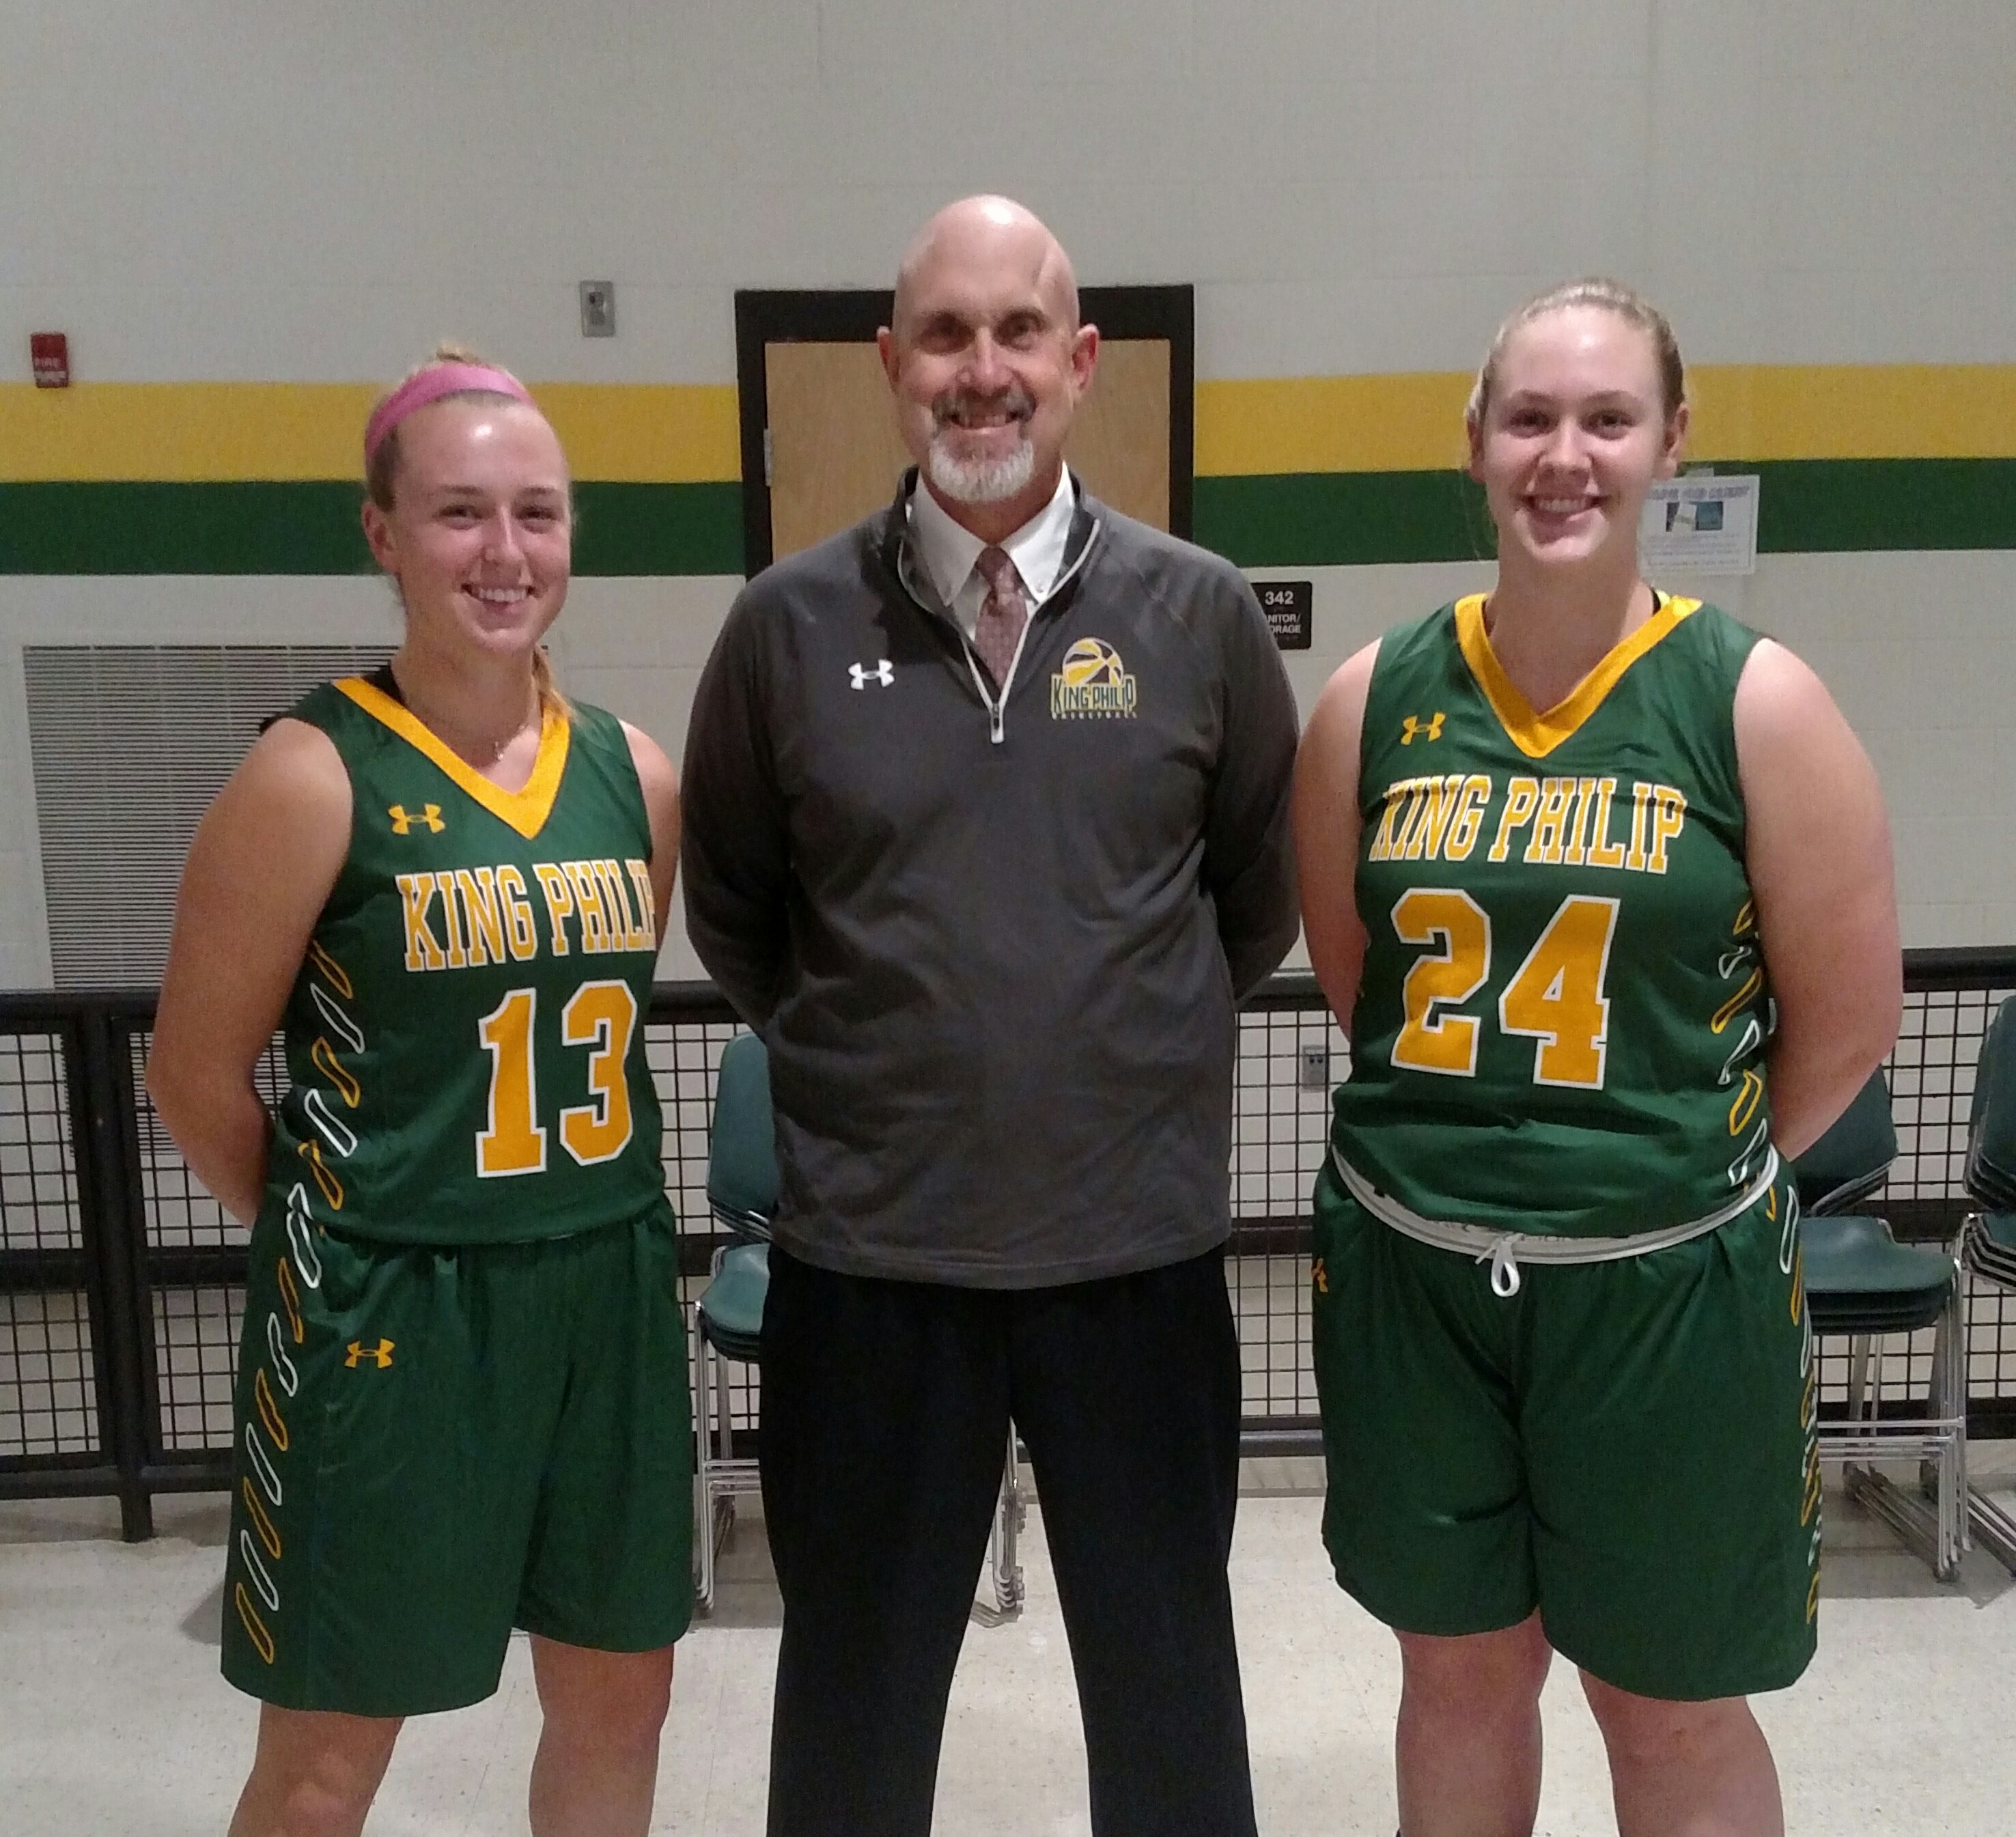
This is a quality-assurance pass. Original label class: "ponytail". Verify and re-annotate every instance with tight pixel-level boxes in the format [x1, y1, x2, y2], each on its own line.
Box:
[531, 645, 572, 722]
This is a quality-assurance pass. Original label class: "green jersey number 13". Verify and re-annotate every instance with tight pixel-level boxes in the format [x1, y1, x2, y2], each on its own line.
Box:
[476, 981, 640, 1177]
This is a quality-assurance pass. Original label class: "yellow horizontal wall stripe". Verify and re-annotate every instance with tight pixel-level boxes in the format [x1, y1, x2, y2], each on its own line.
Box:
[1686, 365, 2016, 463]
[1, 383, 375, 481]
[1195, 374, 1473, 476]
[0, 381, 741, 483]
[5, 365, 2012, 484]
[540, 384, 740, 482]
[1194, 363, 2016, 475]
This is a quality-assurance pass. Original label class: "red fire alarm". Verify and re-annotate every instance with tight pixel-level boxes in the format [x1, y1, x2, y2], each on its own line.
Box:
[31, 333, 70, 388]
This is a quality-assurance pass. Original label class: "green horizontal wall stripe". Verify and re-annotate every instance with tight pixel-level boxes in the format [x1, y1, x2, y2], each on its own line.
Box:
[1, 481, 372, 575]
[1744, 459, 2016, 555]
[3, 462, 2011, 575]
[1195, 458, 2016, 567]
[0, 480, 745, 576]
[574, 481, 744, 576]
[1195, 471, 1494, 567]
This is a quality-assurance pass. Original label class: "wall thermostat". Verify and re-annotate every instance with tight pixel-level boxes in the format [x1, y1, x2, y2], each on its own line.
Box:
[579, 282, 616, 337]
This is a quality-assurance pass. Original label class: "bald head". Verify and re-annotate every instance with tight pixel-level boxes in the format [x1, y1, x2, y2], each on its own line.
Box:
[891, 196, 1079, 342]
[878, 194, 1098, 542]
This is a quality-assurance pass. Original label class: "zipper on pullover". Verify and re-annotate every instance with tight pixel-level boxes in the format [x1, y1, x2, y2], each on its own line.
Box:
[898, 519, 1102, 746]
[962, 626, 1024, 744]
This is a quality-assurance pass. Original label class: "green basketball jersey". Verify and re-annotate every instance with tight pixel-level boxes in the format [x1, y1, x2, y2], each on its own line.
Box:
[259, 675, 669, 1246]
[1331, 594, 1774, 1238]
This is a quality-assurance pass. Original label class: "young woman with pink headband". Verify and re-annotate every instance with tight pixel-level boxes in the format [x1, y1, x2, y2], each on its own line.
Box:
[150, 345, 691, 1837]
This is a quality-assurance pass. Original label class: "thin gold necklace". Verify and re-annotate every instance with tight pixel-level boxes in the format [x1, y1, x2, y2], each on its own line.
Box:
[393, 668, 536, 766]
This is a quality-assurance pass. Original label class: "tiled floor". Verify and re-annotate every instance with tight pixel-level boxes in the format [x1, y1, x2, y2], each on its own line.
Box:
[5, 1455, 2016, 1835]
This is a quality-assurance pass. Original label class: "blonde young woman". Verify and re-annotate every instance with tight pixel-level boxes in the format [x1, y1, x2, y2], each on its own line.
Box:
[150, 350, 688, 1837]
[1293, 283, 1899, 1837]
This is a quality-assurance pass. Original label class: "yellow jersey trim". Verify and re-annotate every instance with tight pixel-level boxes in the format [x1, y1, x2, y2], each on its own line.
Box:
[333, 677, 571, 840]
[1453, 593, 1702, 759]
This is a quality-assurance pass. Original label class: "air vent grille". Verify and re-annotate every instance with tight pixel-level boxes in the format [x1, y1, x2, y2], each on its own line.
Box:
[25, 646, 393, 987]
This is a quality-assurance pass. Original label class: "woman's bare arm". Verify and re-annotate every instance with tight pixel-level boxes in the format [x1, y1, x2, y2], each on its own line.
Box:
[1735, 641, 1902, 1160]
[1292, 642, 1380, 1037]
[146, 721, 353, 1224]
[623, 723, 681, 947]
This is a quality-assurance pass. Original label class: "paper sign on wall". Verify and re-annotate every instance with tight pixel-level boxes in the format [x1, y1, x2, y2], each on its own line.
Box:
[1639, 475, 1759, 575]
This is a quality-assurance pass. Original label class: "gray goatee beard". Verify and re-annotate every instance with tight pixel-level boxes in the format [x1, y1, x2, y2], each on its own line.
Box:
[924, 428, 1037, 505]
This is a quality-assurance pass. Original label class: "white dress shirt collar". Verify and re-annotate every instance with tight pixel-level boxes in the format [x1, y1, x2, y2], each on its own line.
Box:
[907, 464, 1077, 638]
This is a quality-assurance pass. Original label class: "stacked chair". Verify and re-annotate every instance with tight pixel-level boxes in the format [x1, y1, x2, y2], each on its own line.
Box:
[694, 1030, 1027, 1621]
[1795, 1069, 1967, 1580]
[692, 1030, 776, 1612]
[1961, 996, 2016, 1569]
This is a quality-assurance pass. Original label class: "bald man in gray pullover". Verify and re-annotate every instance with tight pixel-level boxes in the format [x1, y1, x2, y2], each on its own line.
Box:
[682, 196, 1298, 1837]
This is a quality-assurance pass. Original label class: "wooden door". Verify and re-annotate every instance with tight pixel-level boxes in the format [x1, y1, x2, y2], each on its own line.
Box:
[1063, 339, 1170, 533]
[764, 343, 913, 563]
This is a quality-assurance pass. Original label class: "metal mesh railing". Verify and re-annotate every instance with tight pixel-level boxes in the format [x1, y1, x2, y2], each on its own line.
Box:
[123, 1033, 272, 1457]
[0, 1022, 98, 1463]
[1227, 994, 1347, 1431]
[3, 950, 2014, 1532]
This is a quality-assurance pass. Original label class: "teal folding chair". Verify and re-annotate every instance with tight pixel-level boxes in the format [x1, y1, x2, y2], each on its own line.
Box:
[1795, 1071, 1898, 1218]
[694, 1031, 1026, 1621]
[692, 1033, 774, 1612]
[1962, 996, 2016, 1572]
[1795, 1069, 1965, 1580]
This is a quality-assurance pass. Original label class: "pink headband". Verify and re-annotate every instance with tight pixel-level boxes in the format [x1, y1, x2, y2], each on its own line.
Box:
[363, 363, 535, 466]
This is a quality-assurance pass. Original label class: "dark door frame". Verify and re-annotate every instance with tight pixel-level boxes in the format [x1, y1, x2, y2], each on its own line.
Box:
[732, 284, 1195, 576]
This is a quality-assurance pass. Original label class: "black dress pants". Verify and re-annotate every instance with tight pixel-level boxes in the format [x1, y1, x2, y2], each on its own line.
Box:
[759, 1242, 1259, 1837]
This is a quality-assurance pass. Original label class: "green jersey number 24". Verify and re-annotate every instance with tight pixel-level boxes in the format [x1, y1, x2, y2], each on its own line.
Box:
[1389, 889, 1621, 1091]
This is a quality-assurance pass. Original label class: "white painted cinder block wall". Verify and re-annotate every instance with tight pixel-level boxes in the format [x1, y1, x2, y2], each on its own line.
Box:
[1, 1, 2013, 983]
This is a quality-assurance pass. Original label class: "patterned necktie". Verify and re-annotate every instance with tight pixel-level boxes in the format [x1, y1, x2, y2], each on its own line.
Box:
[972, 545, 1028, 689]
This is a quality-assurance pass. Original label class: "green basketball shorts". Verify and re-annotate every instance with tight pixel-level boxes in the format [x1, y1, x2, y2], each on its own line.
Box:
[1309, 1157, 1819, 1702]
[220, 1200, 695, 1716]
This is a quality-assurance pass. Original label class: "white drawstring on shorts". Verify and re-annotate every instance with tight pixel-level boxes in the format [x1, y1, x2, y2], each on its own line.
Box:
[1329, 1147, 1782, 1299]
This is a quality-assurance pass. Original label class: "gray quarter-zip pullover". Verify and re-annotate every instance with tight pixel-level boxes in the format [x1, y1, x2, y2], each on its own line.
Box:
[681, 473, 1300, 1286]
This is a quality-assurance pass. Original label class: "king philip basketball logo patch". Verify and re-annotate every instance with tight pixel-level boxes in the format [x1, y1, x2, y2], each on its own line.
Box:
[1050, 638, 1138, 720]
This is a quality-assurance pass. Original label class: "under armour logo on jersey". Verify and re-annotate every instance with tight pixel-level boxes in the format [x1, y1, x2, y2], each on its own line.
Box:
[1400, 713, 1446, 745]
[344, 1339, 395, 1369]
[389, 804, 445, 835]
[848, 660, 895, 690]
